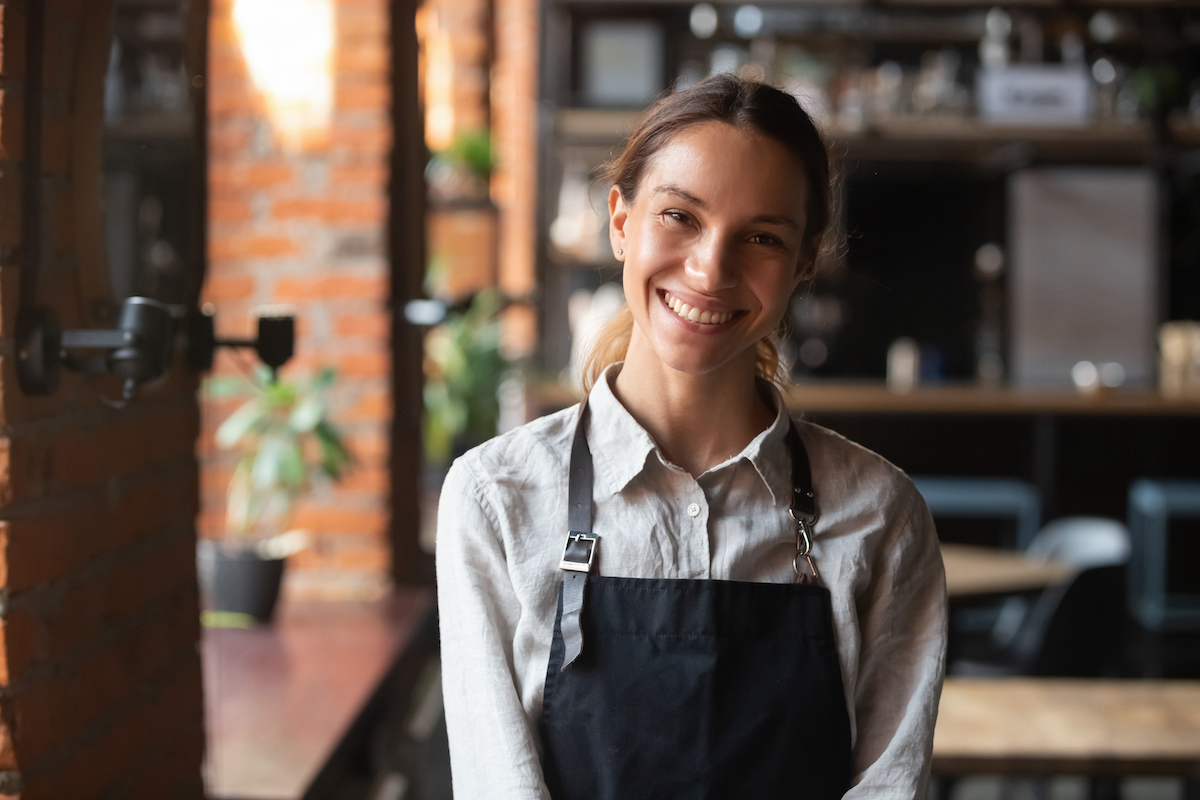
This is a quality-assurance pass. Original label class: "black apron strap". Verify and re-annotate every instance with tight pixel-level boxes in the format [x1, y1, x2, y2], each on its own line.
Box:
[559, 401, 822, 665]
[560, 403, 599, 669]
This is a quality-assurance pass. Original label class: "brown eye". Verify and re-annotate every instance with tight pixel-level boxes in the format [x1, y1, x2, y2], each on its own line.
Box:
[750, 233, 782, 247]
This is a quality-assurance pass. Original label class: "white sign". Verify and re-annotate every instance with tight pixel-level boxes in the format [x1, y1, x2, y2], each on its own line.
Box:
[977, 66, 1093, 125]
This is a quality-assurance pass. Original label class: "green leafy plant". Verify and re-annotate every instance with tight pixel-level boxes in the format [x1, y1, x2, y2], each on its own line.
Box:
[212, 366, 353, 541]
[423, 290, 507, 465]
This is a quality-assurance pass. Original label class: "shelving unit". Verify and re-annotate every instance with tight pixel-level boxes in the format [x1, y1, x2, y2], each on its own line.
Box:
[535, 0, 1200, 384]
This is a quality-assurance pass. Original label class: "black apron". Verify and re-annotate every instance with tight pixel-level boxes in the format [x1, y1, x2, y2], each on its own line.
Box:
[538, 405, 854, 800]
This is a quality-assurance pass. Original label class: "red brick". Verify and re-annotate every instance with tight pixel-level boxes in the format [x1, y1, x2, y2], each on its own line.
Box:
[3, 513, 90, 593]
[335, 46, 389, 78]
[336, 84, 390, 111]
[208, 86, 263, 118]
[291, 505, 387, 535]
[208, 52, 249, 81]
[333, 352, 389, 378]
[338, 466, 388, 494]
[209, 199, 252, 223]
[209, 235, 299, 261]
[208, 125, 252, 157]
[272, 274, 386, 301]
[2, 608, 47, 686]
[0, 169, 22, 249]
[0, 719, 16, 770]
[334, 312, 390, 339]
[270, 197, 386, 224]
[210, 163, 295, 191]
[0, 89, 24, 162]
[329, 123, 392, 153]
[0, 4, 28, 81]
[331, 541, 390, 571]
[330, 164, 387, 186]
[343, 390, 390, 422]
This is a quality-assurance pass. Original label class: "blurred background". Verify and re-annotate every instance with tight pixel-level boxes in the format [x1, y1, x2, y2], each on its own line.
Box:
[2, 0, 1200, 797]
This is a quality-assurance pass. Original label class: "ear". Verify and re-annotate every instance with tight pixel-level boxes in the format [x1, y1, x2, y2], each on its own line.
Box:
[608, 186, 628, 260]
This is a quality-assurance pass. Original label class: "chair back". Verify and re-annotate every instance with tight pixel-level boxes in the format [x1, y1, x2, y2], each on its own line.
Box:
[1025, 517, 1131, 568]
[1011, 564, 1127, 677]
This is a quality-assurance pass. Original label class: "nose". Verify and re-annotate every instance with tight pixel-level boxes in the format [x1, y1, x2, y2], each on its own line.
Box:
[684, 233, 738, 293]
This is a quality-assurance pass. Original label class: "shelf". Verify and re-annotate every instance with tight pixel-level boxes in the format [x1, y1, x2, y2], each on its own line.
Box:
[782, 382, 1200, 416]
[835, 117, 1154, 163]
[555, 109, 1155, 163]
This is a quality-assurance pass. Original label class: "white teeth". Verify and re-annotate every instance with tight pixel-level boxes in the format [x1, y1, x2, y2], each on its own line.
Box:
[662, 292, 731, 325]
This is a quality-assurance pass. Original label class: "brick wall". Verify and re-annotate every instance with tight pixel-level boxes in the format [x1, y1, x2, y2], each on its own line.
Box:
[0, 0, 206, 797]
[491, 0, 538, 357]
[203, 0, 394, 599]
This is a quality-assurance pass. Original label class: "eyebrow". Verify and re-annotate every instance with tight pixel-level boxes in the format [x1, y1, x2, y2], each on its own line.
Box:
[651, 184, 802, 231]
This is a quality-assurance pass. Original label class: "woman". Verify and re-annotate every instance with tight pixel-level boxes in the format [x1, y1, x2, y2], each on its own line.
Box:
[437, 74, 946, 800]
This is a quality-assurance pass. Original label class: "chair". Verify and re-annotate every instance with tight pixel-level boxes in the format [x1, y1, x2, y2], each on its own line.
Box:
[951, 563, 1128, 677]
[1128, 479, 1200, 631]
[991, 517, 1131, 649]
[911, 476, 1041, 549]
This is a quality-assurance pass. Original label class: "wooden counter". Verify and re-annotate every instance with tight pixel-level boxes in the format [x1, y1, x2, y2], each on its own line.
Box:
[203, 590, 435, 800]
[934, 678, 1200, 777]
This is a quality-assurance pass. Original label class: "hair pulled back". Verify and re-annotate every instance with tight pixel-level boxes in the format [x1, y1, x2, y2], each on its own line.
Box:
[581, 73, 832, 393]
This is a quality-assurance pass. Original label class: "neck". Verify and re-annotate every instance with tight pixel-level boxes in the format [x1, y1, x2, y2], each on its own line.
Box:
[612, 337, 778, 477]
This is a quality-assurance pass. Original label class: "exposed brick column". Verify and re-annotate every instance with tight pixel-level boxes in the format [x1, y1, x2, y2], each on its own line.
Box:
[0, 0, 206, 796]
[203, 0, 394, 599]
[491, 0, 539, 355]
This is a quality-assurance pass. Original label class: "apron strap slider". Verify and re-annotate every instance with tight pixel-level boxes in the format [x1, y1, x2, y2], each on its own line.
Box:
[560, 532, 599, 573]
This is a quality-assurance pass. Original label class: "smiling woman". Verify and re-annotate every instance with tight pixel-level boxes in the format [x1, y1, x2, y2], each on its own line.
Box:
[436, 74, 947, 800]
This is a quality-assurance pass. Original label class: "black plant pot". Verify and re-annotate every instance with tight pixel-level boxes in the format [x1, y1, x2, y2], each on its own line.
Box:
[198, 541, 286, 623]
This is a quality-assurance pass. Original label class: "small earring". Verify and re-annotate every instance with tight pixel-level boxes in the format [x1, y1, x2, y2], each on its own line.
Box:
[617, 249, 624, 257]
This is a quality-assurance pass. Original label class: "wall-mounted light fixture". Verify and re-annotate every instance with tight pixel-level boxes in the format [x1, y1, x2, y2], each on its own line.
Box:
[16, 297, 177, 402]
[187, 305, 295, 381]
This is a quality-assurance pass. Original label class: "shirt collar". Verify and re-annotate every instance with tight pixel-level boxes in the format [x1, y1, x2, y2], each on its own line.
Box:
[584, 366, 794, 506]
[586, 364, 659, 496]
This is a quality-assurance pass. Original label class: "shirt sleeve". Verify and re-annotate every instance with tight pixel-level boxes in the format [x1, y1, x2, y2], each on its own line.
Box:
[845, 485, 948, 800]
[436, 458, 553, 800]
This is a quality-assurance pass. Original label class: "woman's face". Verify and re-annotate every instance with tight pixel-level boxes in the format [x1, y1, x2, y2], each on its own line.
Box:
[609, 120, 810, 380]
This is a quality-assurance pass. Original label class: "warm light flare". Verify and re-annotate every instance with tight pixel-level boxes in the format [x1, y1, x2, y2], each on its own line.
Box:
[233, 0, 334, 151]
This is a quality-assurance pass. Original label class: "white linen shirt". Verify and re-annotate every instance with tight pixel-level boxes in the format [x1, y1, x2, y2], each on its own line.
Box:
[436, 368, 947, 800]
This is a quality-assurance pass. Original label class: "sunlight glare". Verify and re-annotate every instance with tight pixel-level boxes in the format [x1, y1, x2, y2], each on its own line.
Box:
[233, 0, 334, 151]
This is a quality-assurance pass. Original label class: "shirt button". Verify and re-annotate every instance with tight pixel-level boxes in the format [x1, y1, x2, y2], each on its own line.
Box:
[687, 503, 701, 518]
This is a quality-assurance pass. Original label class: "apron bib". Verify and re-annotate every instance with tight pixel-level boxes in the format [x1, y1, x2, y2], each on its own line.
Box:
[538, 405, 853, 800]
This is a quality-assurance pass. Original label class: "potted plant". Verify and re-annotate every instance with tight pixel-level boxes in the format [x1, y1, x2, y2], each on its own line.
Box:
[199, 366, 352, 623]
[422, 290, 507, 466]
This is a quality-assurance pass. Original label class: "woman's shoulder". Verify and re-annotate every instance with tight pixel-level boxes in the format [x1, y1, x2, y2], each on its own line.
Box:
[445, 404, 581, 496]
[791, 417, 924, 512]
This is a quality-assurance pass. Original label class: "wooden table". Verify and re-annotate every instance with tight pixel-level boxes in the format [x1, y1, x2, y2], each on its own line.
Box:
[941, 543, 1075, 599]
[202, 589, 434, 800]
[934, 678, 1200, 779]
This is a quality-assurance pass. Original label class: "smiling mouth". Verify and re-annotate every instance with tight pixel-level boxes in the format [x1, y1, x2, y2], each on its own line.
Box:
[662, 291, 737, 325]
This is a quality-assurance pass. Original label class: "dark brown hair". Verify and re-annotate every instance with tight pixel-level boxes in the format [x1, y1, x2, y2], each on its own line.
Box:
[606, 72, 831, 275]
[582, 74, 833, 392]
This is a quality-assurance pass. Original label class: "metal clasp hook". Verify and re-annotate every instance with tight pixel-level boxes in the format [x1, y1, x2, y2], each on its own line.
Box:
[790, 512, 820, 585]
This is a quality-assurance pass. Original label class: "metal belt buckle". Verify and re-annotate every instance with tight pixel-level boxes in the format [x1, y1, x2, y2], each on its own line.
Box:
[560, 532, 599, 573]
